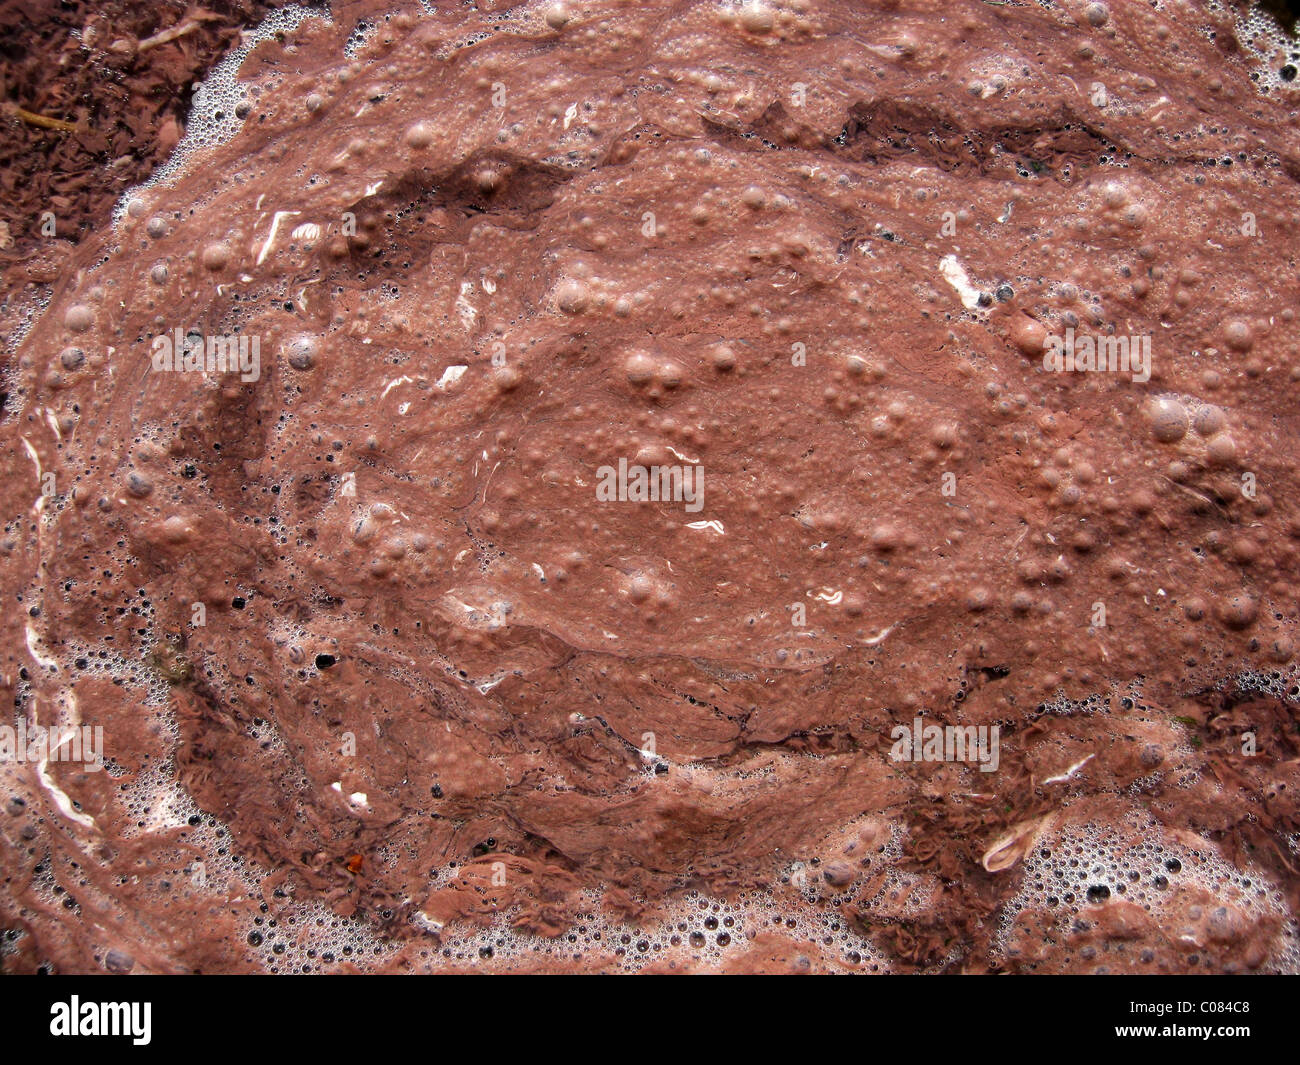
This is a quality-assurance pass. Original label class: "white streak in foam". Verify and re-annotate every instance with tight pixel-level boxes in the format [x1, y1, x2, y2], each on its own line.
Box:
[939, 254, 981, 310]
[37, 758, 94, 829]
[21, 436, 42, 487]
[861, 623, 896, 646]
[26, 625, 57, 671]
[1044, 753, 1095, 785]
[256, 210, 299, 265]
[381, 375, 413, 399]
[434, 366, 467, 391]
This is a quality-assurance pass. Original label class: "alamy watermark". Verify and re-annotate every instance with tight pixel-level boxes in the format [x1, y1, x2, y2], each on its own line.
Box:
[889, 717, 1000, 773]
[151, 327, 261, 382]
[595, 458, 704, 513]
[50, 997, 150, 1045]
[0, 721, 104, 771]
[1042, 326, 1150, 383]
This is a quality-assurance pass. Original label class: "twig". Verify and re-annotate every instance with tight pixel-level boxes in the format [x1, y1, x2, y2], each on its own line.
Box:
[138, 12, 221, 54]
[10, 105, 83, 134]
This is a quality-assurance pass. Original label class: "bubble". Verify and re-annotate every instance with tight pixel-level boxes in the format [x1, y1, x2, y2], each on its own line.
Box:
[405, 122, 434, 149]
[1229, 537, 1258, 565]
[1145, 397, 1188, 443]
[625, 351, 656, 385]
[931, 423, 958, 448]
[1084, 3, 1110, 27]
[1011, 314, 1047, 357]
[554, 279, 591, 314]
[1206, 433, 1238, 465]
[1122, 203, 1148, 227]
[161, 516, 192, 544]
[659, 359, 686, 389]
[1100, 181, 1128, 208]
[870, 523, 900, 551]
[544, 3, 571, 29]
[1217, 593, 1259, 631]
[201, 243, 231, 271]
[493, 366, 522, 391]
[1191, 405, 1225, 436]
[710, 343, 737, 371]
[1224, 319, 1255, 352]
[64, 304, 95, 333]
[474, 166, 502, 194]
[59, 347, 85, 370]
[738, 2, 775, 33]
[285, 334, 318, 370]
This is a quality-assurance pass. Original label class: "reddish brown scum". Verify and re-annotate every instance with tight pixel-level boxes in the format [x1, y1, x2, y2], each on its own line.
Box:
[2, 0, 1300, 975]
